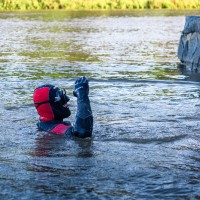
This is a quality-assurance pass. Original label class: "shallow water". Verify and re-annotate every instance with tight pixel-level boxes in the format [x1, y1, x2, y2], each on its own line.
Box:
[0, 10, 200, 199]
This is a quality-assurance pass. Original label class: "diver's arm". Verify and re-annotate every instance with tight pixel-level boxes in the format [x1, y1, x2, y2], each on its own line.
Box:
[72, 77, 93, 138]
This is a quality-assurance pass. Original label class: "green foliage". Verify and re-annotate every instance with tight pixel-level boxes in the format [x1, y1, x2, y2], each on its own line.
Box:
[0, 0, 200, 10]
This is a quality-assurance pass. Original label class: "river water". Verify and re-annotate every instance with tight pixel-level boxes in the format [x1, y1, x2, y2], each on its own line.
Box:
[0, 10, 200, 199]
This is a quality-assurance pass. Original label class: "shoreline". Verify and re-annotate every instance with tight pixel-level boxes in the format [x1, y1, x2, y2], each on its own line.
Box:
[0, 8, 199, 13]
[0, 0, 200, 11]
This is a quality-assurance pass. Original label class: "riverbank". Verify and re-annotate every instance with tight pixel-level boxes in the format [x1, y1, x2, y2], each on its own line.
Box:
[0, 0, 200, 11]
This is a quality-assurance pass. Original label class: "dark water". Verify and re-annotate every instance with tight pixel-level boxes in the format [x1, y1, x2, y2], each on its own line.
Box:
[0, 10, 200, 199]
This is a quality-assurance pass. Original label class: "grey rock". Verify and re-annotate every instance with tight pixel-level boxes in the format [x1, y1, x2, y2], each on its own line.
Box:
[178, 16, 200, 73]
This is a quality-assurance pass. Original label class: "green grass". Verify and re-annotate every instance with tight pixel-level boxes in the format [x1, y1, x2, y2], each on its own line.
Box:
[0, 0, 200, 10]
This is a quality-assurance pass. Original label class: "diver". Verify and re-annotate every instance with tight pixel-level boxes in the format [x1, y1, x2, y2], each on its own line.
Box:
[33, 76, 93, 138]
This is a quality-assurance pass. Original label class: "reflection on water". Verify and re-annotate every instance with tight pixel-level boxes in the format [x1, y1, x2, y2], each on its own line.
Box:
[0, 10, 200, 199]
[0, 10, 184, 81]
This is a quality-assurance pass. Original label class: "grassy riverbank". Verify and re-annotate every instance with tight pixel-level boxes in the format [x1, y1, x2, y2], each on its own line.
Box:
[0, 0, 200, 11]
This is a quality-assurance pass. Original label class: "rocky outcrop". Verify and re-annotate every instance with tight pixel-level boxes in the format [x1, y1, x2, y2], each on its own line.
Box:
[178, 16, 200, 73]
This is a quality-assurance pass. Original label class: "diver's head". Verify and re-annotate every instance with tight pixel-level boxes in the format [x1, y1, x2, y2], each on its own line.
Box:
[33, 84, 71, 121]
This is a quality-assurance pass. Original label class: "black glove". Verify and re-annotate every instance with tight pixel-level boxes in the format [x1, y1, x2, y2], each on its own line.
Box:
[73, 76, 89, 99]
[72, 76, 93, 138]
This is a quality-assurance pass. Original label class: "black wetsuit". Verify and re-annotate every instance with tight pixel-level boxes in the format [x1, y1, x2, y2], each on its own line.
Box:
[37, 95, 93, 138]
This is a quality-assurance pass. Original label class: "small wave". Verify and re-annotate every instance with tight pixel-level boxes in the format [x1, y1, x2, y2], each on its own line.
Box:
[4, 103, 33, 110]
[89, 77, 200, 86]
[100, 134, 188, 144]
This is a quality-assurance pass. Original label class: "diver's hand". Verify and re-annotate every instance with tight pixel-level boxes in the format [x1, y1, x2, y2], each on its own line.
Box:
[73, 76, 89, 98]
[73, 76, 93, 137]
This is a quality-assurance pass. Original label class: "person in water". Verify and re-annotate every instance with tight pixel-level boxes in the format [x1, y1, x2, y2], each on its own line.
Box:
[33, 76, 93, 138]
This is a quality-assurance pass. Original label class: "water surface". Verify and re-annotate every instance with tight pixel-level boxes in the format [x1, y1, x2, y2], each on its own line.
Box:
[0, 10, 200, 199]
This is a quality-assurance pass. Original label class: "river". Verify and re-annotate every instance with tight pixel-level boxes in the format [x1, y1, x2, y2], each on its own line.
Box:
[0, 10, 200, 199]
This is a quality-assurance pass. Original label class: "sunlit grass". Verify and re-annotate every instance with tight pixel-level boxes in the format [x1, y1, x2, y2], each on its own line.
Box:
[0, 0, 200, 10]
